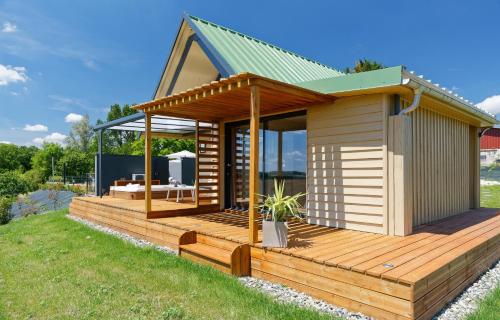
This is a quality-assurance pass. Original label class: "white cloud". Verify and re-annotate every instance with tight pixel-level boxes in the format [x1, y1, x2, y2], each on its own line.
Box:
[0, 140, 12, 144]
[33, 132, 66, 145]
[65, 113, 84, 123]
[23, 124, 48, 132]
[83, 58, 98, 70]
[0, 64, 28, 85]
[48, 94, 86, 111]
[477, 95, 500, 116]
[2, 22, 17, 33]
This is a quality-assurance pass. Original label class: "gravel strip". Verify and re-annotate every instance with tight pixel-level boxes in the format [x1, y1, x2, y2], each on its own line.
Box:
[238, 276, 371, 319]
[68, 215, 499, 320]
[67, 215, 176, 255]
[434, 260, 500, 320]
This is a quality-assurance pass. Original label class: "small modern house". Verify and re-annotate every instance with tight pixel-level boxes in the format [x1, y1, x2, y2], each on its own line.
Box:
[70, 14, 499, 320]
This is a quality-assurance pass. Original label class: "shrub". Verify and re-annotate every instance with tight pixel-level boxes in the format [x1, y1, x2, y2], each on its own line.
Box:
[0, 196, 14, 225]
[40, 182, 86, 196]
[0, 171, 28, 197]
[22, 169, 45, 192]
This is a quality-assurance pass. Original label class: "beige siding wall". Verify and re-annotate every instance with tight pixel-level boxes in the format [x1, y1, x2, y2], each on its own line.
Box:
[307, 95, 386, 234]
[410, 106, 475, 226]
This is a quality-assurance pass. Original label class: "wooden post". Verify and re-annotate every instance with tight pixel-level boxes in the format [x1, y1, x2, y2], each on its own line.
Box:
[248, 86, 260, 244]
[388, 115, 413, 236]
[145, 113, 152, 213]
[195, 120, 200, 207]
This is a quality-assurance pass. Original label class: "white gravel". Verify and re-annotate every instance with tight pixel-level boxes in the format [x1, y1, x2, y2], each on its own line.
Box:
[433, 260, 500, 320]
[68, 215, 499, 320]
[238, 276, 371, 319]
[67, 215, 176, 255]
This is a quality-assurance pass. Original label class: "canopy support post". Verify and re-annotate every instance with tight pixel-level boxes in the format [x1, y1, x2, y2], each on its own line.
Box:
[97, 129, 103, 197]
[195, 120, 200, 208]
[248, 86, 260, 245]
[145, 113, 152, 213]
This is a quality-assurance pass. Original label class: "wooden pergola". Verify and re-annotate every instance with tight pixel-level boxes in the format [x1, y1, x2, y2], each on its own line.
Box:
[133, 73, 334, 244]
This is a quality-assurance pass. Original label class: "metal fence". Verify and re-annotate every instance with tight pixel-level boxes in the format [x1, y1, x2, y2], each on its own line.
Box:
[48, 173, 95, 194]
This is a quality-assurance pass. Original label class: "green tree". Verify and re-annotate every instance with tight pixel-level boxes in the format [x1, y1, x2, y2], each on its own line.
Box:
[57, 148, 94, 177]
[0, 171, 28, 197]
[90, 104, 139, 155]
[130, 137, 195, 156]
[31, 143, 64, 180]
[344, 59, 385, 73]
[0, 144, 38, 173]
[66, 114, 93, 152]
[105, 104, 138, 151]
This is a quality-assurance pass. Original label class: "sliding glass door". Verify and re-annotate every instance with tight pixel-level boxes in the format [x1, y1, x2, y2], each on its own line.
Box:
[225, 111, 306, 209]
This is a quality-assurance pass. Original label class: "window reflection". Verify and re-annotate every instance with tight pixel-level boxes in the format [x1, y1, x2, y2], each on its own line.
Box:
[228, 112, 306, 209]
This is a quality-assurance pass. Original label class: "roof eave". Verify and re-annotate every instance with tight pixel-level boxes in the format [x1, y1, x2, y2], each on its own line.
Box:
[402, 71, 498, 127]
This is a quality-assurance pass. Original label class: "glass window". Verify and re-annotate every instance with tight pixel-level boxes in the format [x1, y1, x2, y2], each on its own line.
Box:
[227, 112, 306, 209]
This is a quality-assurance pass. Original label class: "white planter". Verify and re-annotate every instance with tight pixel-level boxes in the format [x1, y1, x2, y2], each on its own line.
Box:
[262, 220, 288, 248]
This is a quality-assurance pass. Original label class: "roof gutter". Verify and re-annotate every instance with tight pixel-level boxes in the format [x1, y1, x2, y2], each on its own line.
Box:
[398, 87, 423, 116]
[402, 71, 498, 126]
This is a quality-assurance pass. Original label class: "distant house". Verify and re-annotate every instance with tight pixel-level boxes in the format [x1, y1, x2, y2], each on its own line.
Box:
[480, 128, 500, 165]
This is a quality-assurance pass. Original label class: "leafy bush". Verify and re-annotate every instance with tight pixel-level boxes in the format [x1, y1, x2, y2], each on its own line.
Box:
[0, 171, 28, 197]
[40, 182, 86, 196]
[0, 196, 14, 224]
[22, 169, 45, 192]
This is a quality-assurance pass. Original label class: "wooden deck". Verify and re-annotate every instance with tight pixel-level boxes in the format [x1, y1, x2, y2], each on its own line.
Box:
[69, 196, 499, 320]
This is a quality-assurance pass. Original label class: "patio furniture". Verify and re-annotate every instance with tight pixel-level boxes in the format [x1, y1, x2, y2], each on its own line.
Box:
[114, 179, 160, 186]
[166, 185, 196, 203]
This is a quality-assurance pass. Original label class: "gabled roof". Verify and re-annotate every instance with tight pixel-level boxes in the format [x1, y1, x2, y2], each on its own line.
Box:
[151, 14, 497, 127]
[184, 14, 343, 84]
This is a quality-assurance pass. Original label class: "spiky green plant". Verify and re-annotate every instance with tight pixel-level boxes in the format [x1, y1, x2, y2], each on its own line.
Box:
[259, 179, 305, 222]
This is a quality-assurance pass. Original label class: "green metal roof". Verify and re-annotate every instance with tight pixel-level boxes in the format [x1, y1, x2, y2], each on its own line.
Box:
[187, 15, 343, 84]
[296, 66, 404, 94]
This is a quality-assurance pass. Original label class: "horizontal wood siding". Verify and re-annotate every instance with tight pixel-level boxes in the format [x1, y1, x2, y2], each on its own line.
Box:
[307, 95, 385, 234]
[410, 106, 471, 226]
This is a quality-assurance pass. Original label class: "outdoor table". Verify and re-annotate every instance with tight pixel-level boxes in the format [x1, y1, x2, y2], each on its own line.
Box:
[166, 185, 195, 202]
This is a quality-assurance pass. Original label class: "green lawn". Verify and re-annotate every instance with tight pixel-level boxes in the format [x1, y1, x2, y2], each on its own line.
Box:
[466, 286, 500, 320]
[0, 210, 333, 320]
[481, 185, 500, 208]
[465, 185, 500, 320]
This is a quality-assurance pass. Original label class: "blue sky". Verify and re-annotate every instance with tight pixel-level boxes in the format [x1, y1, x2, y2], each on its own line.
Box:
[1, 0, 499, 145]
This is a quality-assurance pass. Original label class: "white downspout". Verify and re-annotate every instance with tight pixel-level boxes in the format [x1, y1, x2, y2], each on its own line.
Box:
[398, 87, 424, 115]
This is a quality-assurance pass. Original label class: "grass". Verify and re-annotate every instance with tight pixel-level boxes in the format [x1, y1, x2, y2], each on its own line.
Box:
[481, 185, 500, 208]
[0, 210, 333, 320]
[466, 286, 500, 320]
[464, 185, 500, 320]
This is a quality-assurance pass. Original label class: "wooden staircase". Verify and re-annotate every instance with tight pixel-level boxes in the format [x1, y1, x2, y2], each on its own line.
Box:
[179, 233, 250, 276]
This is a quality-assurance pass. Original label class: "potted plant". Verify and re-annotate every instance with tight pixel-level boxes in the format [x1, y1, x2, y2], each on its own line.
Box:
[259, 179, 305, 248]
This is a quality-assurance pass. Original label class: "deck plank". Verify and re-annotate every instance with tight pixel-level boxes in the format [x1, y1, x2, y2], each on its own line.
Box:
[69, 197, 499, 320]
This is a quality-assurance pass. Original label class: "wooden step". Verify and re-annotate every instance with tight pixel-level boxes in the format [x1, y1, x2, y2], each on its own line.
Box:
[179, 241, 250, 276]
[181, 243, 232, 265]
[179, 238, 250, 276]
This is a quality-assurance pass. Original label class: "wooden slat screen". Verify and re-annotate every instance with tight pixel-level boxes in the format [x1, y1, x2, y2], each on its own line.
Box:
[197, 121, 220, 205]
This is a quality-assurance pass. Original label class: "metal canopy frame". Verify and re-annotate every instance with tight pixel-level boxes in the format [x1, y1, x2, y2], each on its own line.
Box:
[94, 113, 198, 134]
[94, 113, 198, 196]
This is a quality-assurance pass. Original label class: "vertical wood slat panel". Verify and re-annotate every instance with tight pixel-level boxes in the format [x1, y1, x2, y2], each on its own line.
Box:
[387, 115, 413, 236]
[409, 106, 473, 226]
